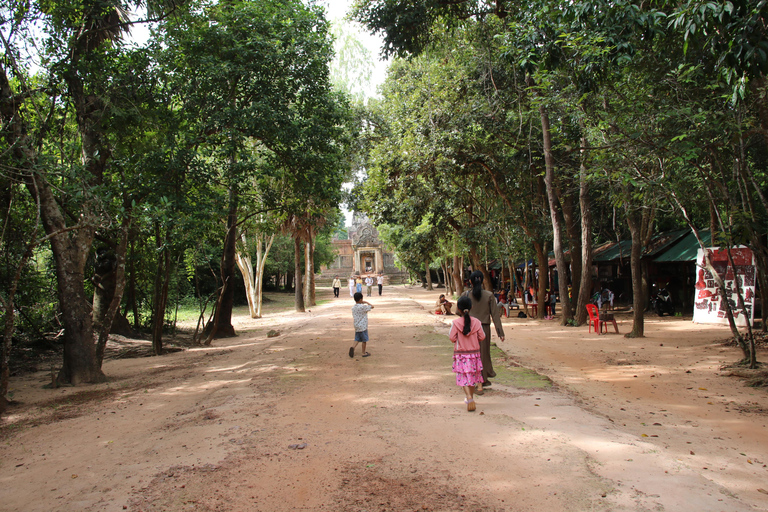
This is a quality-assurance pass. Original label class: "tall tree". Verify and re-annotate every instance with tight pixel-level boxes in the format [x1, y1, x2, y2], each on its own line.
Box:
[1, 0, 185, 384]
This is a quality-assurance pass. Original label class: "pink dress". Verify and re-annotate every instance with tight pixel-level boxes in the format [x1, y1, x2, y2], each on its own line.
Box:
[449, 316, 485, 387]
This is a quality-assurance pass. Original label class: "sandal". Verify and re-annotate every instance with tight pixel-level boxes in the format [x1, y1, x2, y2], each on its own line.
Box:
[348, 347, 354, 358]
[465, 399, 476, 412]
[362, 352, 371, 357]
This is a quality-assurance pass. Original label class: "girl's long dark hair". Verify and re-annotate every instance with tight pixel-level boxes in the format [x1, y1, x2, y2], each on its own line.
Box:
[457, 296, 473, 335]
[470, 270, 484, 300]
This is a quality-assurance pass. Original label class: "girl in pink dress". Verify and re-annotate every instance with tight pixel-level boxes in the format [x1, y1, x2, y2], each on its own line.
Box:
[449, 296, 485, 411]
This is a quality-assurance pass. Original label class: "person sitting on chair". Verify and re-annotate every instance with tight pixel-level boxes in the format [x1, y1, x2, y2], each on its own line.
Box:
[496, 290, 506, 315]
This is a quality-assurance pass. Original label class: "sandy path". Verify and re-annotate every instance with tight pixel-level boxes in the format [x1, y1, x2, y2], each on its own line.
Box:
[1, 286, 767, 511]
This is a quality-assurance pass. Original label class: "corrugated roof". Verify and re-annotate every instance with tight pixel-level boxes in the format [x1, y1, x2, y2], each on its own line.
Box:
[592, 230, 691, 263]
[644, 229, 689, 257]
[593, 240, 633, 262]
[653, 230, 712, 262]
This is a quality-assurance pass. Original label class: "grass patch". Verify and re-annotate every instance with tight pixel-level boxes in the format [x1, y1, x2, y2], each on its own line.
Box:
[173, 291, 304, 324]
[423, 332, 453, 350]
[491, 344, 552, 389]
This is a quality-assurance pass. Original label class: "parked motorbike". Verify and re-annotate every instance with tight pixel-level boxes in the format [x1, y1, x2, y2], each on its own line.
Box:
[651, 287, 675, 316]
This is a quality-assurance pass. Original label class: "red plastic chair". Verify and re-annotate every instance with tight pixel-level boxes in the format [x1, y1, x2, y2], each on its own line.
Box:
[586, 304, 601, 334]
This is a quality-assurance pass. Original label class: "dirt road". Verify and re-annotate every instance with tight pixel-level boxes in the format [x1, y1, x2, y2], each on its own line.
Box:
[1, 287, 767, 511]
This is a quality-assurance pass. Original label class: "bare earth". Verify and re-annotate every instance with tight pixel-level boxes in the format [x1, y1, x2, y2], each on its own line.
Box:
[2, 286, 768, 512]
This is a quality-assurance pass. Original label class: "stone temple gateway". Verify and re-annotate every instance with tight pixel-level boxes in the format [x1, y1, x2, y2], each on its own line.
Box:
[321, 214, 406, 282]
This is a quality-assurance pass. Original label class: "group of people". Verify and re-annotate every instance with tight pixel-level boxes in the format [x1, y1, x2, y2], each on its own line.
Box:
[495, 289, 519, 317]
[522, 287, 558, 319]
[331, 273, 384, 298]
[450, 271, 505, 411]
[347, 270, 505, 413]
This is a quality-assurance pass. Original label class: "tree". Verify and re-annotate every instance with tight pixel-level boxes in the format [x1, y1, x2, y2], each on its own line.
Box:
[1, 0, 188, 384]
[161, 0, 348, 332]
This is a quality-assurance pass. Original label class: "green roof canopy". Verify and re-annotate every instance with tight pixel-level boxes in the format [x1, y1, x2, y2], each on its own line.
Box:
[592, 240, 633, 263]
[653, 230, 712, 262]
[592, 229, 690, 263]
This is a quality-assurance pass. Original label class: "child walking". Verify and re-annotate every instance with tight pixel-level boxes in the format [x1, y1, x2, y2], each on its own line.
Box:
[349, 292, 374, 358]
[449, 296, 485, 412]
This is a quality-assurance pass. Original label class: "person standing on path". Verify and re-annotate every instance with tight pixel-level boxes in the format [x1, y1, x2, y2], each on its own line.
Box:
[356, 275, 363, 294]
[349, 292, 374, 358]
[449, 296, 485, 411]
[377, 273, 384, 296]
[549, 289, 557, 317]
[348, 275, 356, 297]
[462, 270, 505, 388]
[365, 275, 374, 297]
[332, 275, 341, 298]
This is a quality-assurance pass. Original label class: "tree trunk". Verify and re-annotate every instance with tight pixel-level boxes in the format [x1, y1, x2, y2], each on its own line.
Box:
[425, 259, 433, 291]
[304, 228, 316, 307]
[126, 238, 140, 329]
[540, 105, 572, 324]
[451, 243, 463, 294]
[625, 210, 645, 338]
[214, 187, 238, 338]
[309, 233, 316, 306]
[562, 190, 582, 311]
[535, 241, 548, 320]
[42, 185, 103, 384]
[3, 61, 106, 387]
[294, 235, 305, 312]
[151, 224, 172, 355]
[468, 246, 491, 290]
[96, 216, 131, 365]
[575, 139, 594, 325]
[522, 260, 531, 317]
[92, 248, 117, 334]
[254, 234, 275, 318]
[235, 235, 258, 319]
[443, 258, 453, 295]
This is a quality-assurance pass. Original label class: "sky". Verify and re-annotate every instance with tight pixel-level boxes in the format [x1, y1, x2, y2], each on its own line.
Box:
[320, 1, 389, 225]
[321, 0, 389, 99]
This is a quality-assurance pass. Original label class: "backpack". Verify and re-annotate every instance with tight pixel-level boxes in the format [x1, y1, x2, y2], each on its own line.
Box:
[517, 311, 527, 318]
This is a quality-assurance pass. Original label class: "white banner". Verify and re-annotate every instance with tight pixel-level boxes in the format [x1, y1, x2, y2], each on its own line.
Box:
[693, 247, 756, 327]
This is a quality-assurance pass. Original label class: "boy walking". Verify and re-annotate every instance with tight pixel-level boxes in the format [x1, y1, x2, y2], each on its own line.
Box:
[349, 292, 374, 358]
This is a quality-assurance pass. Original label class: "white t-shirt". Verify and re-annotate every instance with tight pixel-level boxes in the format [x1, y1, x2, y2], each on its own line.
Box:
[352, 303, 372, 332]
[377, 275, 384, 285]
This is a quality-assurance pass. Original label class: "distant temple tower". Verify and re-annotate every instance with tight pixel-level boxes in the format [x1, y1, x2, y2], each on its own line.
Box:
[349, 213, 386, 274]
[321, 213, 403, 281]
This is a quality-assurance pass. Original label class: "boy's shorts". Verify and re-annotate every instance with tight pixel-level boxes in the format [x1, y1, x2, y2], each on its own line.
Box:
[354, 330, 369, 342]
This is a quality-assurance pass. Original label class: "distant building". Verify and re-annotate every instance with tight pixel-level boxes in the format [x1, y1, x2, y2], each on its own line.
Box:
[321, 214, 404, 281]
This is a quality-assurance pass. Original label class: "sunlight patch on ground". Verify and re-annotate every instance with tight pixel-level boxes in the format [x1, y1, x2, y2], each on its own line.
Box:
[205, 362, 257, 373]
[161, 378, 252, 395]
[186, 340, 270, 351]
